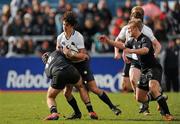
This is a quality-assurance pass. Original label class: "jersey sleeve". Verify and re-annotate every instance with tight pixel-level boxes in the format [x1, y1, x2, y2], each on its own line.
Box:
[76, 32, 85, 49]
[57, 34, 62, 46]
[141, 37, 151, 49]
[125, 39, 133, 48]
[142, 25, 156, 41]
[116, 26, 127, 42]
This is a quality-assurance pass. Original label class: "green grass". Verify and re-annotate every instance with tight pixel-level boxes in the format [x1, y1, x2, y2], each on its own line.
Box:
[0, 92, 180, 124]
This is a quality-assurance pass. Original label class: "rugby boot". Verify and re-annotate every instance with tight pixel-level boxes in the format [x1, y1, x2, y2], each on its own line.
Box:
[44, 113, 59, 120]
[111, 105, 122, 115]
[66, 112, 82, 120]
[89, 112, 98, 120]
[139, 103, 150, 115]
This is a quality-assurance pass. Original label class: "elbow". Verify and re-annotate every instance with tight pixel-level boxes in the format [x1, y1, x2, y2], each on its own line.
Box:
[143, 48, 149, 54]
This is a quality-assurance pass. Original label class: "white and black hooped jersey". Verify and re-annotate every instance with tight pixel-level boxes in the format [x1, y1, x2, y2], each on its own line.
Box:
[57, 30, 85, 51]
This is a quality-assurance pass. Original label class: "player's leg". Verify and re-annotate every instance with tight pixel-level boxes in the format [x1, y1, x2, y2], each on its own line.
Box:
[44, 86, 61, 120]
[121, 63, 132, 92]
[149, 80, 173, 120]
[67, 64, 98, 119]
[75, 77, 98, 119]
[87, 80, 121, 115]
[76, 60, 121, 116]
[149, 67, 173, 121]
[63, 85, 82, 119]
[129, 67, 140, 93]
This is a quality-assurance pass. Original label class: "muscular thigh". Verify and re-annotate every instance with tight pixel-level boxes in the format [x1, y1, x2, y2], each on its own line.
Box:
[129, 67, 141, 82]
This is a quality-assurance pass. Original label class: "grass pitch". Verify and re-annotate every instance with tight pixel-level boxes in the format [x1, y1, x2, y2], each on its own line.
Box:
[0, 92, 180, 124]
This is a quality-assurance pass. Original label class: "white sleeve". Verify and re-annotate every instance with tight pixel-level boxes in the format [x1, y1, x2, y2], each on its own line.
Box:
[76, 32, 85, 49]
[116, 26, 127, 42]
[142, 25, 156, 42]
[57, 34, 62, 44]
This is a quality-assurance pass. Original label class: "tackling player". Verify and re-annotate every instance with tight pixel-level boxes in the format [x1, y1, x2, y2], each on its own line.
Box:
[56, 11, 121, 119]
[42, 51, 94, 120]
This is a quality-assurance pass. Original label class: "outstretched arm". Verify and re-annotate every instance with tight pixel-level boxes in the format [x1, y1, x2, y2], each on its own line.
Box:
[98, 35, 126, 49]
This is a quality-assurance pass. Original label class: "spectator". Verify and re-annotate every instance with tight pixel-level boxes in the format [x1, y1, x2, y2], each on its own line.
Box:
[0, 38, 8, 56]
[166, 1, 180, 35]
[22, 13, 33, 35]
[35, 40, 51, 56]
[163, 40, 179, 92]
[9, 15, 23, 36]
[0, 14, 11, 37]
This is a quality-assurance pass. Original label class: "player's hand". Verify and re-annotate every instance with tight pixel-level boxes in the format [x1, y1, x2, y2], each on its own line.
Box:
[114, 52, 121, 60]
[123, 48, 132, 53]
[98, 35, 109, 43]
[122, 51, 131, 63]
[63, 47, 73, 58]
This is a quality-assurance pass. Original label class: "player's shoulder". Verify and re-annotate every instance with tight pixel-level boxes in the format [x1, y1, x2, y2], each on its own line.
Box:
[74, 30, 83, 37]
[57, 32, 64, 40]
[142, 25, 153, 32]
[141, 33, 151, 42]
[121, 25, 128, 31]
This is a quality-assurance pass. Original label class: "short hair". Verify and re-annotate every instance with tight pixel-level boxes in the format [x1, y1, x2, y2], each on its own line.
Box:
[130, 6, 144, 21]
[62, 11, 77, 26]
[128, 18, 143, 31]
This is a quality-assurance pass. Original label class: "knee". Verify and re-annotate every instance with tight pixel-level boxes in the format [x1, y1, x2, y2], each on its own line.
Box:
[149, 82, 158, 93]
[63, 89, 72, 99]
[135, 95, 142, 102]
[135, 94, 146, 103]
[47, 92, 56, 99]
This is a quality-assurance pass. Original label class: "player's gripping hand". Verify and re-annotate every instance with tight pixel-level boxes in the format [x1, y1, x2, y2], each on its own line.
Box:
[98, 35, 109, 43]
[42, 52, 50, 64]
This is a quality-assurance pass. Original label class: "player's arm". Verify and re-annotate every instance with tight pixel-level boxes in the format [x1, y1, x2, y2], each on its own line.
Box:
[56, 40, 63, 52]
[114, 38, 124, 59]
[98, 35, 126, 49]
[124, 47, 149, 55]
[145, 26, 161, 57]
[124, 37, 150, 55]
[63, 47, 89, 61]
[114, 26, 127, 59]
[152, 39, 161, 57]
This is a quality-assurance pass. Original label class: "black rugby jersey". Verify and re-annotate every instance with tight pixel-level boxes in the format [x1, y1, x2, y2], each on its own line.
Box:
[45, 51, 70, 78]
[125, 33, 161, 70]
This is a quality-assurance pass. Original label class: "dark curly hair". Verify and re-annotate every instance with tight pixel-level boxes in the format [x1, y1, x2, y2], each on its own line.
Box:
[62, 11, 77, 26]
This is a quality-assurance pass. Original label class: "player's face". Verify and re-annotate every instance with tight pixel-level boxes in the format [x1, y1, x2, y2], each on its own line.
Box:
[128, 24, 137, 38]
[63, 21, 73, 33]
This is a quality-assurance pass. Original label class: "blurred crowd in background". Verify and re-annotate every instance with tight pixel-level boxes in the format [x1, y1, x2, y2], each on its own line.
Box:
[0, 0, 179, 92]
[0, 0, 179, 57]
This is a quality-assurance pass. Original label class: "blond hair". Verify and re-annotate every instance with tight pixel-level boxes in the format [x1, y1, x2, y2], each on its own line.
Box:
[128, 18, 143, 31]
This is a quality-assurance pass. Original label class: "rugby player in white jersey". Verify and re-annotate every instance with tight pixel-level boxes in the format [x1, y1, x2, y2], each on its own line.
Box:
[56, 11, 121, 120]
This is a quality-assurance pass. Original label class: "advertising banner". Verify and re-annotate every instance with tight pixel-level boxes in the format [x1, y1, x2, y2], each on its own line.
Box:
[0, 57, 124, 92]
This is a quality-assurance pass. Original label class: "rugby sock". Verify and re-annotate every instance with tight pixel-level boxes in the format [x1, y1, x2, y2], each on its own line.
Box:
[85, 102, 94, 112]
[98, 92, 114, 109]
[50, 106, 58, 113]
[67, 96, 81, 114]
[156, 95, 170, 115]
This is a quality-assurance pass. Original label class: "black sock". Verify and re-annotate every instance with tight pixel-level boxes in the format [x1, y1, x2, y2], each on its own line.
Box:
[98, 92, 114, 109]
[156, 95, 170, 115]
[147, 92, 156, 101]
[85, 102, 94, 112]
[67, 97, 81, 114]
[50, 106, 58, 114]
